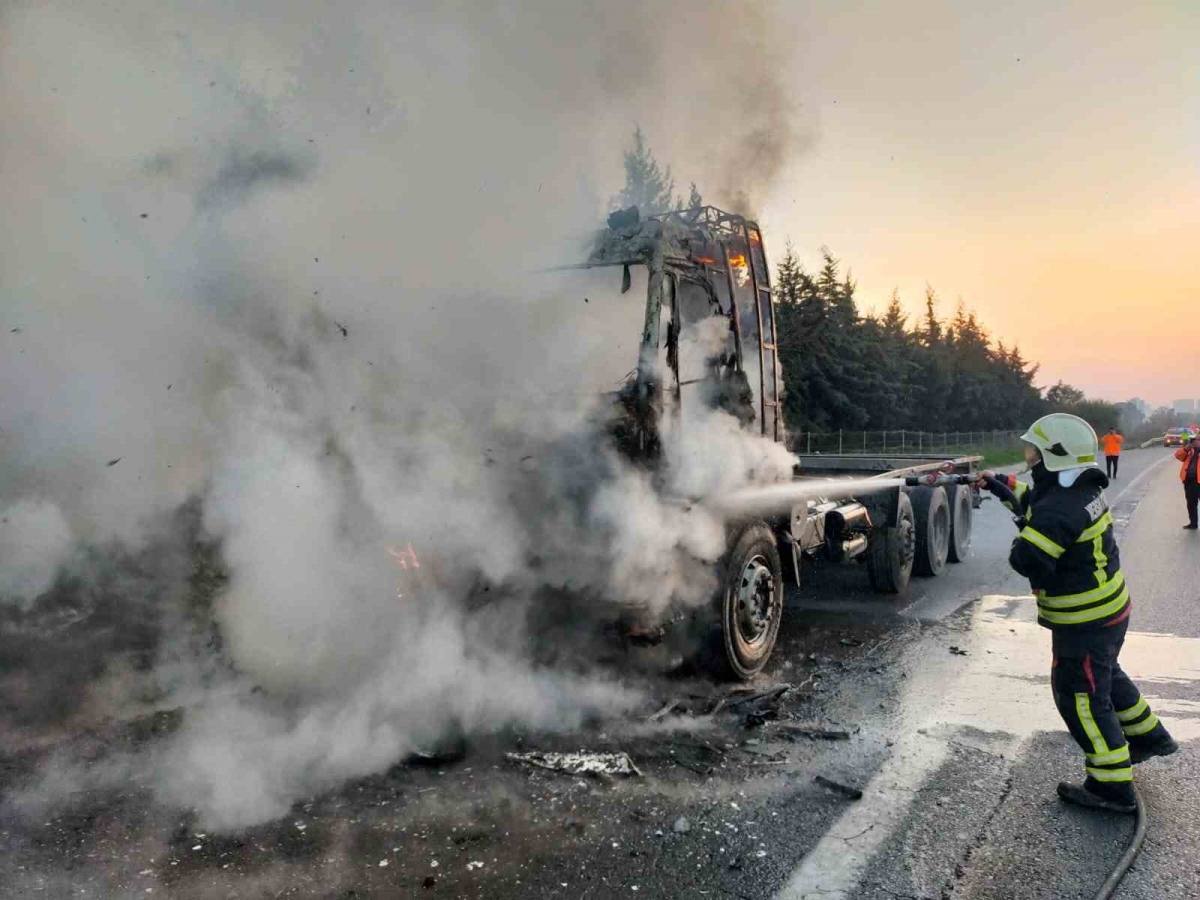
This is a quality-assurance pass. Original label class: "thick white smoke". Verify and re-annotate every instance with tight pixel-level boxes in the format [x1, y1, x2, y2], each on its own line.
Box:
[0, 501, 74, 610]
[0, 0, 806, 829]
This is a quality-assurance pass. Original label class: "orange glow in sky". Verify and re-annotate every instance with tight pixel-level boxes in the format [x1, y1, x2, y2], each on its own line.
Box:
[691, 3, 1199, 408]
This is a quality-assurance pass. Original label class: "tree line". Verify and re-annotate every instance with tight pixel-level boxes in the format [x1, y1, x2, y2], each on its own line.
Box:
[608, 128, 1126, 439]
[772, 244, 1122, 437]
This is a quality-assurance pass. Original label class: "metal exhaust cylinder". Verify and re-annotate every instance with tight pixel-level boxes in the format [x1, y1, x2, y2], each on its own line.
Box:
[825, 503, 871, 561]
[836, 533, 869, 560]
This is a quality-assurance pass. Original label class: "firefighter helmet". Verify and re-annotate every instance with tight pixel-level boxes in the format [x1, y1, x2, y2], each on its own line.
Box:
[1021, 413, 1099, 473]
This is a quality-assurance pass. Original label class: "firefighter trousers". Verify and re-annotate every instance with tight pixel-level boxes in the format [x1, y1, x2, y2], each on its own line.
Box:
[1051, 620, 1162, 787]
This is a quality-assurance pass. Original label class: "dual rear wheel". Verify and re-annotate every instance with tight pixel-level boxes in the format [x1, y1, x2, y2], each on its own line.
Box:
[868, 482, 973, 592]
[704, 480, 975, 680]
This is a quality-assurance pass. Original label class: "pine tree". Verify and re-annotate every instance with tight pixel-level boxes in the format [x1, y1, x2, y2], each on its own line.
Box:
[1046, 382, 1086, 406]
[682, 182, 703, 210]
[771, 243, 1081, 436]
[609, 126, 676, 215]
[774, 240, 802, 306]
[882, 289, 907, 335]
[913, 286, 953, 430]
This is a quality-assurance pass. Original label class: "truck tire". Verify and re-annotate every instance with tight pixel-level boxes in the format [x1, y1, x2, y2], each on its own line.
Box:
[710, 522, 784, 681]
[947, 483, 973, 563]
[866, 492, 915, 594]
[910, 485, 951, 577]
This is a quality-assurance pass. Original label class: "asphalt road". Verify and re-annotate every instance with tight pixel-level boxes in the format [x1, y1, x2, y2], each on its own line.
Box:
[777, 446, 1200, 900]
[2, 448, 1194, 900]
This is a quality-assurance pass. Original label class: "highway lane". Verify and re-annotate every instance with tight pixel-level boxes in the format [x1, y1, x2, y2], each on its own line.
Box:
[776, 446, 1200, 900]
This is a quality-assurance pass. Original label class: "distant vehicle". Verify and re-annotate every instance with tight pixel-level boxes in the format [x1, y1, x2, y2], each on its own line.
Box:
[1164, 427, 1188, 447]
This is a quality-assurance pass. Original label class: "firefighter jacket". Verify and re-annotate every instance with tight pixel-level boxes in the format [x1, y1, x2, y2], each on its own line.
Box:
[1175, 446, 1200, 484]
[991, 465, 1129, 631]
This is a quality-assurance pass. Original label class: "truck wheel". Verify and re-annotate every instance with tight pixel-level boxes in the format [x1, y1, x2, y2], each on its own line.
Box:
[947, 483, 973, 563]
[910, 485, 951, 576]
[866, 492, 915, 594]
[713, 523, 783, 681]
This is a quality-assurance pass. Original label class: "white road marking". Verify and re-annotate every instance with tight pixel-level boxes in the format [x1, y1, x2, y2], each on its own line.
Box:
[1111, 450, 1177, 506]
[775, 595, 1200, 899]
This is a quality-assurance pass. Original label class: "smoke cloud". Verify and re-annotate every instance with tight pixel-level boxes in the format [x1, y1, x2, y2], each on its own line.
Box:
[0, 0, 806, 829]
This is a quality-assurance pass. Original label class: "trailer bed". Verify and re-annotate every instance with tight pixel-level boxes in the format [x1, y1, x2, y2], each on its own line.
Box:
[794, 453, 983, 479]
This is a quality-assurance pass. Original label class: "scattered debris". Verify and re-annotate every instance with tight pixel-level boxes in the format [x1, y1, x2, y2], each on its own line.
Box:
[506, 750, 642, 778]
[776, 722, 852, 742]
[721, 684, 791, 711]
[949, 646, 969, 656]
[335, 321, 348, 338]
[10, 327, 20, 334]
[713, 684, 792, 727]
[673, 816, 691, 834]
[647, 699, 681, 722]
[668, 740, 725, 776]
[839, 637, 863, 647]
[106, 457, 122, 467]
[814, 775, 863, 800]
[423, 877, 436, 889]
[408, 733, 468, 766]
[466, 861, 484, 871]
[378, 859, 389, 868]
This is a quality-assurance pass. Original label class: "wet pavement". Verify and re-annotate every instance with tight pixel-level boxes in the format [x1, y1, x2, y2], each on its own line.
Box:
[2, 448, 1196, 899]
[778, 446, 1200, 900]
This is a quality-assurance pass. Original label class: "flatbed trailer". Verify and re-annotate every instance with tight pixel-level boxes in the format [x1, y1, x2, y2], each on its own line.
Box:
[688, 452, 983, 679]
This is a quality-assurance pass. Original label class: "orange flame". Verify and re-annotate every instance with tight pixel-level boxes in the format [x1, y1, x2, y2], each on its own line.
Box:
[694, 255, 717, 265]
[728, 253, 748, 269]
[387, 543, 421, 570]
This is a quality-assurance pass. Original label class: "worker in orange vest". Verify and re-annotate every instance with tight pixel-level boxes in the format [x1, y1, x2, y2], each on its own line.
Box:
[1176, 431, 1200, 530]
[1101, 427, 1124, 479]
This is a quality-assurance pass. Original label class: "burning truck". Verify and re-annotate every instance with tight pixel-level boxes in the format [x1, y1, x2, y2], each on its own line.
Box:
[549, 205, 983, 679]
[404, 207, 982, 680]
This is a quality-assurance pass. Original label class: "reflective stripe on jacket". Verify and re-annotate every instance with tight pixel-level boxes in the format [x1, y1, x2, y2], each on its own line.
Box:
[1006, 467, 1129, 630]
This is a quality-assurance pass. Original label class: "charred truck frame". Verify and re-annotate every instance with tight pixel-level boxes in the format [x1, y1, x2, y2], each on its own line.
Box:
[567, 206, 981, 679]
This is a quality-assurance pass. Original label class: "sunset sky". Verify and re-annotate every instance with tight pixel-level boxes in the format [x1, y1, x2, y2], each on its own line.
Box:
[752, 2, 1198, 408]
[3, 2, 1194, 410]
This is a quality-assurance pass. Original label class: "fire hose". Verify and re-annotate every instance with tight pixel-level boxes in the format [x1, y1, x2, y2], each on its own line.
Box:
[906, 469, 1149, 898]
[1093, 789, 1146, 900]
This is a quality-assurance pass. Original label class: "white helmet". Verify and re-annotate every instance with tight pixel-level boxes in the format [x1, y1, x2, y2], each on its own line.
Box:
[1021, 413, 1099, 473]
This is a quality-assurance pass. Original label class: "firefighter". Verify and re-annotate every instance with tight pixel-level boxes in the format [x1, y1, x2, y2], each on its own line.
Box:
[1176, 430, 1200, 530]
[1101, 427, 1124, 479]
[977, 413, 1177, 813]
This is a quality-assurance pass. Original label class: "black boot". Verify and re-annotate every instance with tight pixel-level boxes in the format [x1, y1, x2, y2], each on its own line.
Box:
[1057, 778, 1137, 814]
[1129, 728, 1180, 764]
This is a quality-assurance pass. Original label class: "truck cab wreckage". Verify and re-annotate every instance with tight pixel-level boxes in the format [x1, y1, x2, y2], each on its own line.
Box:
[582, 205, 784, 459]
[549, 206, 982, 679]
